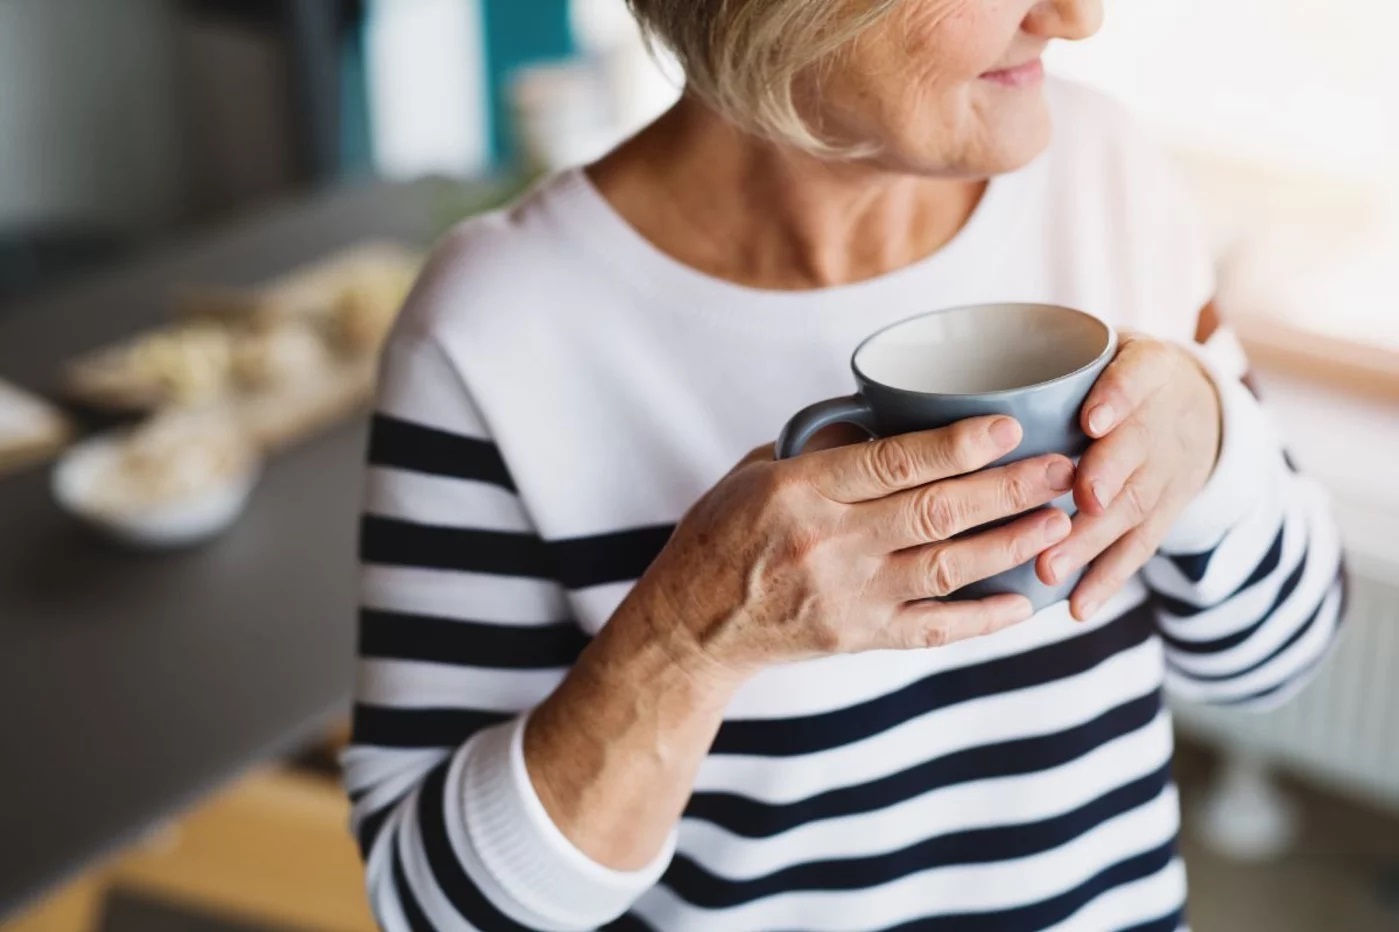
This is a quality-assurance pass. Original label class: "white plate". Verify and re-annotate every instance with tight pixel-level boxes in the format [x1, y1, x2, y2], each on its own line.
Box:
[52, 432, 261, 549]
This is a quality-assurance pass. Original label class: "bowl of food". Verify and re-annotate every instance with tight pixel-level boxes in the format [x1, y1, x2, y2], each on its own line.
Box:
[52, 408, 262, 548]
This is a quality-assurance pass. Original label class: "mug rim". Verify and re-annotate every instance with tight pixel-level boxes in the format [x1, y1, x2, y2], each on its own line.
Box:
[850, 302, 1118, 400]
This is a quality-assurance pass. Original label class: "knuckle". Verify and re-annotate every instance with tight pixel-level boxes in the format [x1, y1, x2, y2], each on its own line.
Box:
[750, 460, 795, 501]
[1000, 468, 1036, 509]
[926, 548, 961, 597]
[918, 490, 962, 541]
[1099, 370, 1131, 400]
[785, 524, 826, 565]
[741, 443, 776, 468]
[966, 612, 997, 640]
[1140, 338, 1170, 360]
[950, 420, 992, 468]
[921, 624, 951, 649]
[758, 464, 827, 520]
[811, 616, 847, 653]
[867, 440, 918, 489]
[1007, 525, 1039, 565]
[1120, 419, 1150, 450]
[1120, 482, 1153, 522]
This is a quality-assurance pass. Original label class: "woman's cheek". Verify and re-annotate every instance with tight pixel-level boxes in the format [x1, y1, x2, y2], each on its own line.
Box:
[904, 0, 1028, 79]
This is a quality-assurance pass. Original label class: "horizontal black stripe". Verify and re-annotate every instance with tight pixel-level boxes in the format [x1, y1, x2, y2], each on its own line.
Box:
[710, 603, 1154, 758]
[351, 703, 511, 749]
[361, 516, 553, 578]
[418, 761, 535, 932]
[876, 838, 1177, 932]
[368, 414, 517, 491]
[547, 524, 675, 590]
[1156, 523, 1285, 618]
[1167, 595, 1329, 685]
[663, 761, 1172, 909]
[1161, 542, 1308, 656]
[1167, 548, 1213, 584]
[687, 689, 1161, 838]
[361, 515, 676, 590]
[360, 608, 589, 669]
[1167, 445, 1297, 583]
[1218, 606, 1345, 707]
[601, 915, 654, 932]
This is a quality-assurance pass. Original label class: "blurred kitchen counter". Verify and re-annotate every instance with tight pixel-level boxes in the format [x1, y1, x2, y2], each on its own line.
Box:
[0, 175, 500, 918]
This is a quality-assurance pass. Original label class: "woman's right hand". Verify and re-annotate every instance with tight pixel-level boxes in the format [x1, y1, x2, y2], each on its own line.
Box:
[629, 416, 1076, 687]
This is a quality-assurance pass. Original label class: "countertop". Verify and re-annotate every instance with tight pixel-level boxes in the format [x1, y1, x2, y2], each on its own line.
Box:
[0, 177, 473, 916]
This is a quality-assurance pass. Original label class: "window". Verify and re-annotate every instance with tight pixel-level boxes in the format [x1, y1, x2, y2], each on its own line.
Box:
[1048, 1, 1399, 395]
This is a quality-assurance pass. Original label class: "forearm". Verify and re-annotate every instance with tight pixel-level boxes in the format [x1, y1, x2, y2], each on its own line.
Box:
[525, 593, 740, 871]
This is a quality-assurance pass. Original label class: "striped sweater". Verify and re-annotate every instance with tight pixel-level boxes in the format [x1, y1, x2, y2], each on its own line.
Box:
[343, 82, 1345, 932]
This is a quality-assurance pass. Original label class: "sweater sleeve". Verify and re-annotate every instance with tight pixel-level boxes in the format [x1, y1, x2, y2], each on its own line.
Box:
[1144, 318, 1347, 711]
[343, 331, 675, 932]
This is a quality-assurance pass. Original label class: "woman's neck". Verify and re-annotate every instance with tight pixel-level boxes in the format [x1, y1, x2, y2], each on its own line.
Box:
[587, 96, 986, 291]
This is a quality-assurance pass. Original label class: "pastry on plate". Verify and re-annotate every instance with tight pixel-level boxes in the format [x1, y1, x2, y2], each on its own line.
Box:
[64, 322, 237, 410]
[52, 407, 261, 547]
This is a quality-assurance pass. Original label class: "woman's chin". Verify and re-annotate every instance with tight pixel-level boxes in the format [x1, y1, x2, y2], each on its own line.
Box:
[973, 105, 1054, 175]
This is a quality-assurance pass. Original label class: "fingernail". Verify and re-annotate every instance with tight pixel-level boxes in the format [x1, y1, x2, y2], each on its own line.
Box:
[1047, 553, 1070, 584]
[1046, 460, 1075, 492]
[1076, 594, 1102, 621]
[1091, 480, 1112, 510]
[990, 418, 1021, 450]
[1087, 405, 1115, 436]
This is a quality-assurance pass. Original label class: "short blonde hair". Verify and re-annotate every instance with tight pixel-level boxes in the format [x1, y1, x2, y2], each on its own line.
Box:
[625, 0, 901, 154]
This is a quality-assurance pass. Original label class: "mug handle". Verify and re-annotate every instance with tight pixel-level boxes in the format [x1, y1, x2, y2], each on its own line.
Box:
[775, 395, 878, 459]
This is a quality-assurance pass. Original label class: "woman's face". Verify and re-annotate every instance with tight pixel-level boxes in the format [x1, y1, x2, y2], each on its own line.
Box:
[808, 0, 1104, 175]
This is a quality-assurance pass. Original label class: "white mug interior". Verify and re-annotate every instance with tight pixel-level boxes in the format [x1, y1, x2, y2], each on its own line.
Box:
[854, 303, 1112, 395]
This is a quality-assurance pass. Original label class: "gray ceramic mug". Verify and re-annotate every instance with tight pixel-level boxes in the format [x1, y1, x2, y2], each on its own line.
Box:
[777, 303, 1117, 612]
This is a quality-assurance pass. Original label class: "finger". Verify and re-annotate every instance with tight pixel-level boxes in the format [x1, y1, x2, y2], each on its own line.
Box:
[862, 454, 1075, 550]
[738, 444, 775, 468]
[884, 508, 1072, 600]
[1036, 474, 1162, 588]
[806, 416, 1023, 503]
[886, 593, 1037, 650]
[1073, 419, 1149, 517]
[1080, 334, 1173, 439]
[727, 443, 777, 480]
[1068, 513, 1171, 621]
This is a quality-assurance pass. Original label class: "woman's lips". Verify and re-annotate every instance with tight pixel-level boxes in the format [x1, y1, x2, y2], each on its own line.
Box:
[980, 58, 1045, 88]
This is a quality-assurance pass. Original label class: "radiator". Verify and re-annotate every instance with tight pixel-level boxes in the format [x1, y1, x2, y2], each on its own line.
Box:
[1172, 496, 1399, 812]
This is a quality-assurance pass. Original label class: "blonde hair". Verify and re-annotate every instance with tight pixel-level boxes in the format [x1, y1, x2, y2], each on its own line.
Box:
[625, 0, 901, 155]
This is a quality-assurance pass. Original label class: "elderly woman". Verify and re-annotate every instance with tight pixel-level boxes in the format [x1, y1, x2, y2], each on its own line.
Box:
[344, 1, 1345, 929]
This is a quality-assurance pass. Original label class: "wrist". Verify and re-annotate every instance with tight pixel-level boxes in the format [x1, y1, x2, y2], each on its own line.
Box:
[1179, 344, 1224, 477]
[1161, 343, 1278, 554]
[602, 583, 750, 710]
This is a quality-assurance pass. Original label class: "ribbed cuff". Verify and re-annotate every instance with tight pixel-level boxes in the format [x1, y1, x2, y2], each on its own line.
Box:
[1159, 346, 1279, 555]
[460, 715, 677, 931]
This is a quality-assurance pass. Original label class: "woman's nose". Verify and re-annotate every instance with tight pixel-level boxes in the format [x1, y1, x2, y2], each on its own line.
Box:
[1024, 0, 1104, 42]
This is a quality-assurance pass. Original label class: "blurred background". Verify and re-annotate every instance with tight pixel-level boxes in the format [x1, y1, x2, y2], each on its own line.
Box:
[0, 1, 1396, 931]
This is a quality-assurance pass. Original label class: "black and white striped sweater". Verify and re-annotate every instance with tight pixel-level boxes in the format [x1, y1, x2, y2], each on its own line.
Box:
[343, 82, 1345, 932]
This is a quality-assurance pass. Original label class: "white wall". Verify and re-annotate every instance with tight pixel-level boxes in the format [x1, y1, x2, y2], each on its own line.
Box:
[365, 0, 491, 179]
[1046, 0, 1399, 181]
[0, 0, 183, 233]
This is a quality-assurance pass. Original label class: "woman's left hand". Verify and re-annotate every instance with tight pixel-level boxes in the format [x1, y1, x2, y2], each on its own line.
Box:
[1037, 332, 1223, 621]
